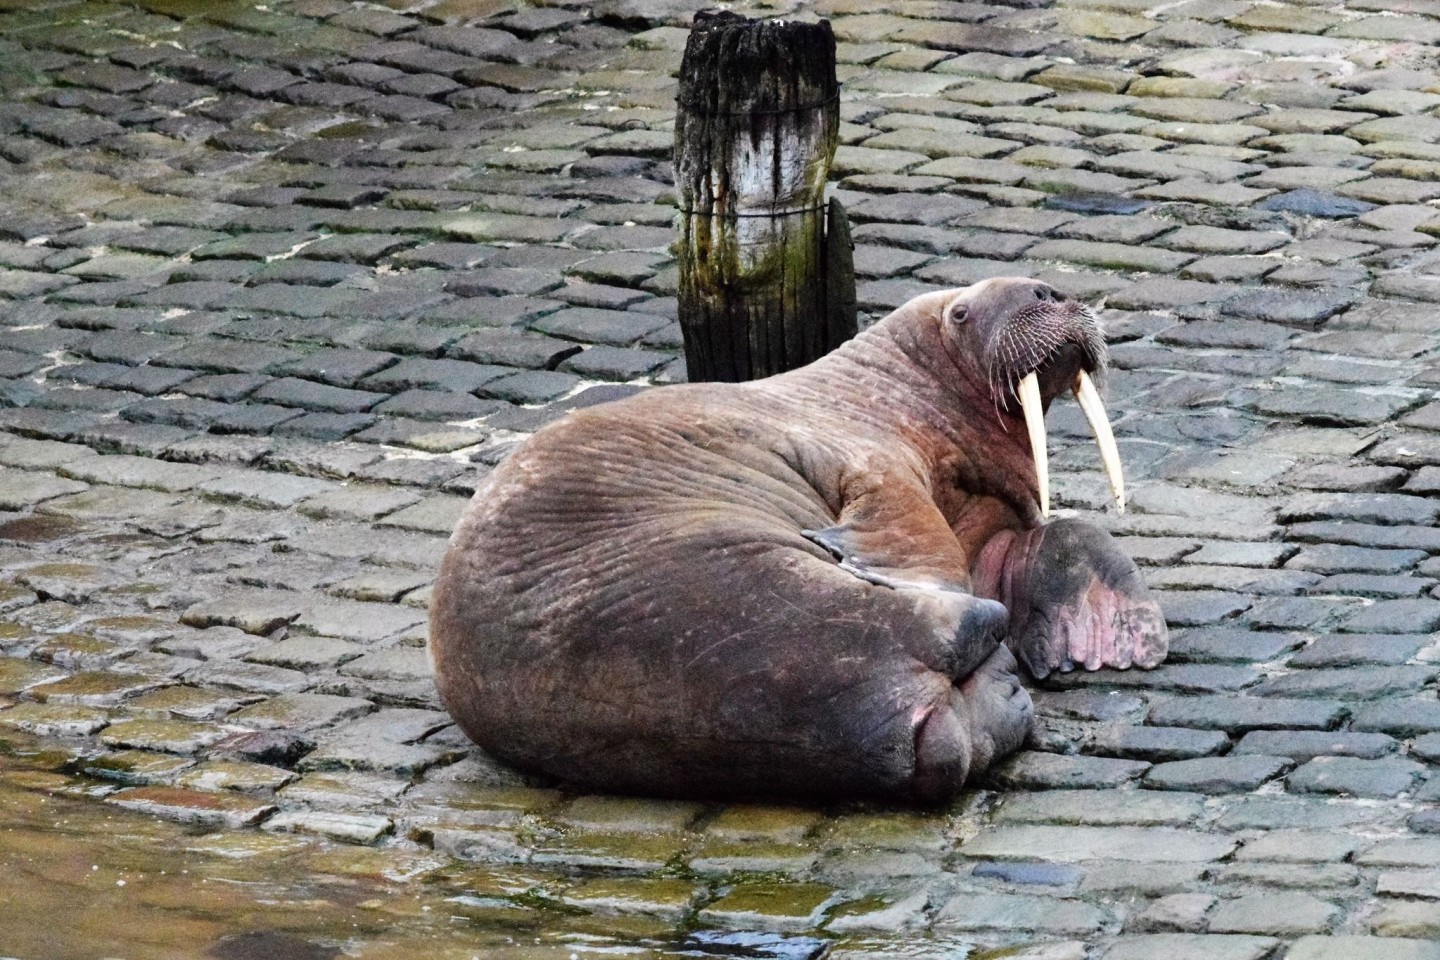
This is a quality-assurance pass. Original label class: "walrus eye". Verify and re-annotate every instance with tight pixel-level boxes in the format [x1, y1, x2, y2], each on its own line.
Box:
[945, 302, 968, 324]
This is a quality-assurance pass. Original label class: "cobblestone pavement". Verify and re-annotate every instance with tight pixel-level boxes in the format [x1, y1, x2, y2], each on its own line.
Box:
[6, 0, 1440, 957]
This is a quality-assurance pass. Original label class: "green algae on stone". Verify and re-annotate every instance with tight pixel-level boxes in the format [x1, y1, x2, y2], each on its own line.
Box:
[83, 749, 194, 785]
[106, 785, 277, 827]
[307, 845, 448, 883]
[687, 838, 822, 876]
[182, 830, 309, 861]
[697, 881, 842, 932]
[823, 811, 954, 854]
[32, 631, 131, 669]
[0, 701, 111, 737]
[531, 829, 689, 873]
[824, 889, 931, 935]
[263, 808, 395, 844]
[543, 909, 681, 942]
[703, 804, 824, 843]
[100, 718, 232, 755]
[441, 892, 548, 929]
[0, 583, 37, 613]
[279, 770, 410, 807]
[176, 758, 297, 792]
[128, 684, 250, 721]
[0, 657, 66, 695]
[423, 863, 565, 901]
[407, 782, 563, 817]
[556, 794, 705, 834]
[0, 621, 32, 648]
[12, 600, 84, 632]
[30, 668, 167, 706]
[559, 877, 702, 921]
[228, 691, 375, 731]
[15, 562, 117, 602]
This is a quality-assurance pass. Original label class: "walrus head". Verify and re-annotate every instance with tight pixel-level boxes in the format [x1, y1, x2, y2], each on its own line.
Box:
[940, 278, 1123, 519]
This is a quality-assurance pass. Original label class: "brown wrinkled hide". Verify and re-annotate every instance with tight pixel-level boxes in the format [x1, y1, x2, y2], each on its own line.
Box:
[430, 279, 1165, 803]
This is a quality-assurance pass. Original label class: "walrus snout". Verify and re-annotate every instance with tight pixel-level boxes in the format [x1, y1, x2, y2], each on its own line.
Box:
[962, 279, 1120, 517]
[985, 298, 1107, 403]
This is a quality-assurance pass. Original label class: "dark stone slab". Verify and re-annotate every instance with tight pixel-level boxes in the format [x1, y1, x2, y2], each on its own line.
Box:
[1086, 725, 1230, 762]
[1168, 629, 1305, 665]
[1291, 633, 1432, 668]
[1256, 189, 1375, 218]
[1287, 757, 1426, 798]
[1251, 666, 1438, 700]
[1147, 696, 1345, 733]
[1351, 699, 1440, 736]
[1234, 730, 1397, 762]
[1145, 756, 1292, 794]
[991, 751, 1151, 790]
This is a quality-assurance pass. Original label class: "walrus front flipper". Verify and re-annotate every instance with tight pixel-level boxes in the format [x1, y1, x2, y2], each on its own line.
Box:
[975, 518, 1168, 679]
[803, 474, 975, 594]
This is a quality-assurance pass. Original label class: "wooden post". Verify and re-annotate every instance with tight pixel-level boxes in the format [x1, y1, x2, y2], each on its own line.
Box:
[674, 11, 856, 383]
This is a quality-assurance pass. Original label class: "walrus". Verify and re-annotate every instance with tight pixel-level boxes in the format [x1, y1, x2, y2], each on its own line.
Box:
[430, 278, 1167, 804]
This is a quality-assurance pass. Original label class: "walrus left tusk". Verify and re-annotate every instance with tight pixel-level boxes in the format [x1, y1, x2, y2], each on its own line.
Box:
[1074, 370, 1125, 515]
[1016, 371, 1048, 520]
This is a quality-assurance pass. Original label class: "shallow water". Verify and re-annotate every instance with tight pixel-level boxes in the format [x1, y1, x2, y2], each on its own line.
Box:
[0, 741, 661, 960]
[0, 736, 872, 960]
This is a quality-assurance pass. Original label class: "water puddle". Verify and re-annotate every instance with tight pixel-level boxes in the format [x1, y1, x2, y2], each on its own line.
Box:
[0, 735, 838, 960]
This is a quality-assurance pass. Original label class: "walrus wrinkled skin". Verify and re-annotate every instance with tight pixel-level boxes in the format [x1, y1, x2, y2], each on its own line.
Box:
[430, 278, 1167, 804]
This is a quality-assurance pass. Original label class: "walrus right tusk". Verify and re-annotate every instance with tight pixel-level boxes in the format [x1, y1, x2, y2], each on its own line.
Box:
[1073, 370, 1125, 515]
[1016, 371, 1048, 520]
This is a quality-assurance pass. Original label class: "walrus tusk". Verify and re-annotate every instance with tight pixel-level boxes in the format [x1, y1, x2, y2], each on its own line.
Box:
[1074, 369, 1125, 515]
[1016, 371, 1048, 519]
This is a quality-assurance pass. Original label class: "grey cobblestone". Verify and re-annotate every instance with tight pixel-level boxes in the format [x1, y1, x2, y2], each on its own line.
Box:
[3, 0, 1440, 953]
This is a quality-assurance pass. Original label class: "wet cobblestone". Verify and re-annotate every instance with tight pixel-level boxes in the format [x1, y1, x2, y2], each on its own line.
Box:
[4, 0, 1440, 956]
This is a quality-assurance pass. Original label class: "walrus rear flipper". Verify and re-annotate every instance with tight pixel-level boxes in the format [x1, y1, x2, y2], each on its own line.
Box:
[976, 518, 1168, 678]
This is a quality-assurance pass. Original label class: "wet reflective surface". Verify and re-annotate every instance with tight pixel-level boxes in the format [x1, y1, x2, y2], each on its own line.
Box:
[0, 734, 866, 960]
[2, 736, 643, 960]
